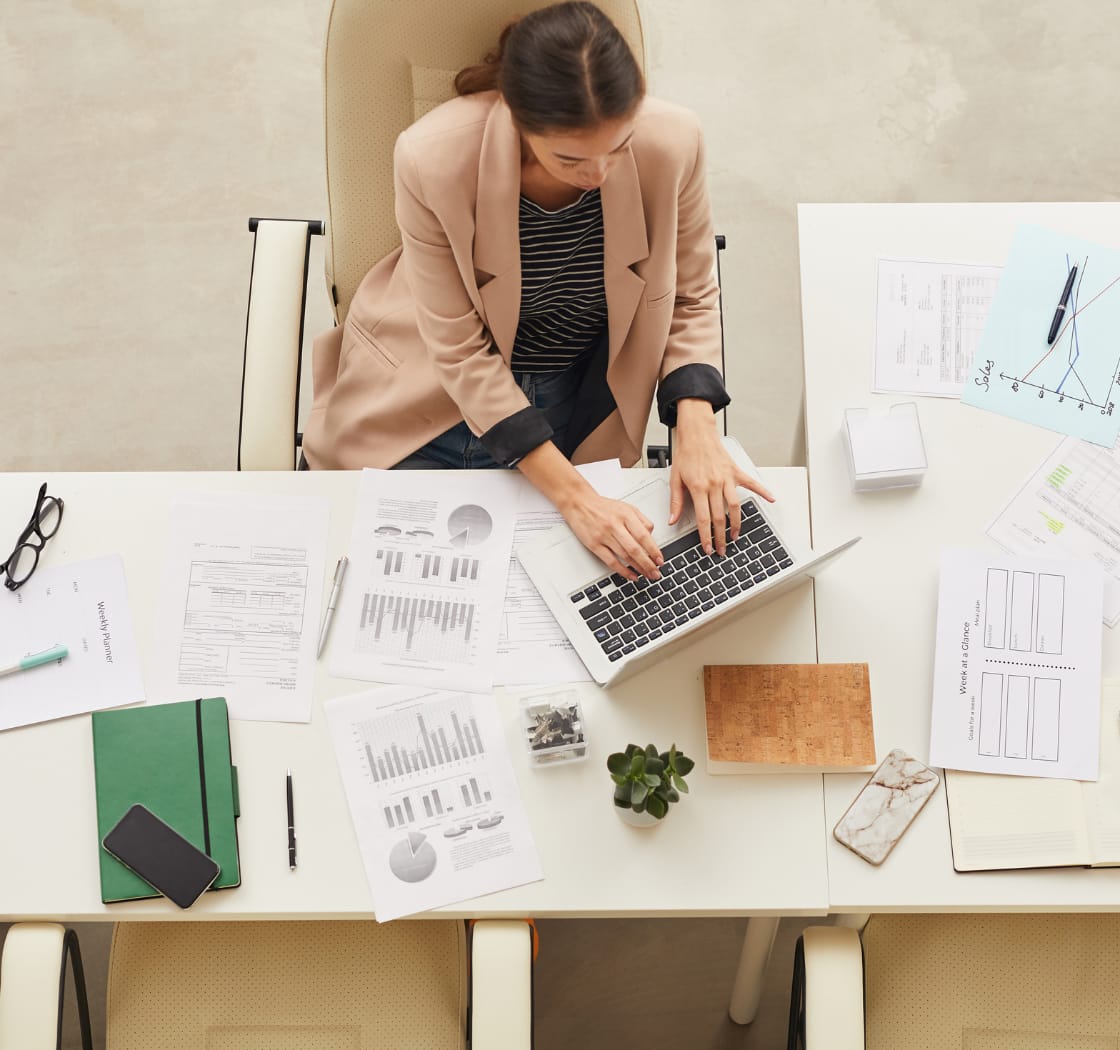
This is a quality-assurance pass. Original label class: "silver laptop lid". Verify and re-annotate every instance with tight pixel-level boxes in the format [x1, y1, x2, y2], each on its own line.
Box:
[520, 467, 859, 686]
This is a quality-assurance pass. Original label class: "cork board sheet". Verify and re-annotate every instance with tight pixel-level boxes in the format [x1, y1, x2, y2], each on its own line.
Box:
[704, 663, 875, 772]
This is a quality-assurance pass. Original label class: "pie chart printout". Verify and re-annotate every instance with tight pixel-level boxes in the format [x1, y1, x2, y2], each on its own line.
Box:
[448, 505, 493, 548]
[389, 830, 437, 883]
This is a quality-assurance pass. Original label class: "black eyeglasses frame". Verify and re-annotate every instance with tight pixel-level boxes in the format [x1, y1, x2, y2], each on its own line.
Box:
[2, 483, 65, 592]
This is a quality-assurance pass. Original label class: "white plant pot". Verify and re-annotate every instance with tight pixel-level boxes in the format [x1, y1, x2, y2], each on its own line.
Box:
[615, 804, 663, 828]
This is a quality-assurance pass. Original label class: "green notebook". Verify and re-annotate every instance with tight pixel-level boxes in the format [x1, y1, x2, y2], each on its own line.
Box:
[92, 697, 241, 904]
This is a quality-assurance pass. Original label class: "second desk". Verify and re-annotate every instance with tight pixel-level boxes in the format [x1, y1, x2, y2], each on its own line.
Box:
[800, 201, 1120, 912]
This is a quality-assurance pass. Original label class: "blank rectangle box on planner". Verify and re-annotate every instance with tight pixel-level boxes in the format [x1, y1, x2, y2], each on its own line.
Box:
[1009, 571, 1035, 652]
[984, 569, 1008, 648]
[1035, 573, 1065, 655]
[1031, 678, 1061, 761]
[1004, 675, 1030, 759]
[978, 672, 1004, 757]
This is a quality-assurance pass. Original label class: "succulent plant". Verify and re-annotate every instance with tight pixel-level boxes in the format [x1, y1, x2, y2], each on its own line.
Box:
[606, 743, 694, 820]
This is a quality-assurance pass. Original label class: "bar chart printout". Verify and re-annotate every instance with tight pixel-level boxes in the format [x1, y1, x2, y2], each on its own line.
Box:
[357, 593, 477, 664]
[325, 686, 542, 921]
[929, 547, 1103, 780]
[330, 469, 520, 693]
[363, 703, 486, 783]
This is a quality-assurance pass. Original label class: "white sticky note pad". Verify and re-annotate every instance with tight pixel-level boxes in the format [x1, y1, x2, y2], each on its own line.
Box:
[844, 403, 927, 487]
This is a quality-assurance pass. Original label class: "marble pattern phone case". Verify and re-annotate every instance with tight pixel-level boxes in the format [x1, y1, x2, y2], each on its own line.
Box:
[833, 749, 940, 865]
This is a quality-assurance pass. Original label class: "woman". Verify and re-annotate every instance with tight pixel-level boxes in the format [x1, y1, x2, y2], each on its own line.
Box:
[303, 1, 772, 580]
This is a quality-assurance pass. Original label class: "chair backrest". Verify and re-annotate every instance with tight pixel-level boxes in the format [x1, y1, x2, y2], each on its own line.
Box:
[322, 0, 647, 323]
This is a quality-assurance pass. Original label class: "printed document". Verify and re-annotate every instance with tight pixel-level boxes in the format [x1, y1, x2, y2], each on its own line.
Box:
[151, 492, 329, 722]
[0, 554, 144, 730]
[330, 469, 518, 693]
[325, 686, 543, 921]
[930, 547, 1103, 780]
[496, 460, 624, 685]
[988, 436, 1120, 627]
[873, 257, 1001, 397]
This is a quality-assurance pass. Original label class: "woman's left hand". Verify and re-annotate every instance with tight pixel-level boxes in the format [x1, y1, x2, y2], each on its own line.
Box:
[668, 398, 775, 556]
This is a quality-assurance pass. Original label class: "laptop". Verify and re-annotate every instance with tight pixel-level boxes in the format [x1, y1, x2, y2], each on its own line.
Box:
[519, 446, 859, 686]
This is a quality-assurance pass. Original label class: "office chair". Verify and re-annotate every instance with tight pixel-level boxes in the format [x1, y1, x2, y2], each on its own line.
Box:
[787, 913, 1120, 1050]
[0, 918, 531, 1049]
[238, 0, 647, 471]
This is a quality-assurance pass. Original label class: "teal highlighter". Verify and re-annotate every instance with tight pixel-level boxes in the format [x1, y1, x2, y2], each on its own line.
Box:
[0, 644, 69, 679]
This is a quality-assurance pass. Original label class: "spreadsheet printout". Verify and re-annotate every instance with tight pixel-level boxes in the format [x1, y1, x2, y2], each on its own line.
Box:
[873, 257, 1001, 397]
[151, 492, 328, 722]
[496, 459, 624, 685]
[988, 436, 1120, 627]
[930, 547, 1103, 780]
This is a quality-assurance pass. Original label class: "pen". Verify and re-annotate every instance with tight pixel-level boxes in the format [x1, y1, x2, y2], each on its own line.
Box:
[286, 769, 297, 870]
[1046, 265, 1078, 344]
[316, 556, 349, 658]
[0, 644, 68, 679]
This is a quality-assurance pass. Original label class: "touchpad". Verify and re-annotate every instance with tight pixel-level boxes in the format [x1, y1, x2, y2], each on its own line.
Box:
[622, 478, 696, 541]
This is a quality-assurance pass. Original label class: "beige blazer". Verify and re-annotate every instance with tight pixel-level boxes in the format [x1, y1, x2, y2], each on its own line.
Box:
[302, 91, 723, 470]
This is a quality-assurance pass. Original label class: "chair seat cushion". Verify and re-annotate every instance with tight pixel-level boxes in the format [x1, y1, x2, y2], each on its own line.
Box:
[863, 914, 1120, 1050]
[107, 920, 466, 1050]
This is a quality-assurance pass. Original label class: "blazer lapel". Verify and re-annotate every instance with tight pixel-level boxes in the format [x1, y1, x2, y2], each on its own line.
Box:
[472, 98, 650, 368]
[474, 98, 522, 361]
[600, 145, 649, 368]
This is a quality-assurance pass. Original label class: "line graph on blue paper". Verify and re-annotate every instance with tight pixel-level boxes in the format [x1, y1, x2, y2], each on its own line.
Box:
[962, 225, 1120, 447]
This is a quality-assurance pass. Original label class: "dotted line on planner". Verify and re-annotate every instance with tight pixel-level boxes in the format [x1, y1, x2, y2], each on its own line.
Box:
[985, 659, 1076, 671]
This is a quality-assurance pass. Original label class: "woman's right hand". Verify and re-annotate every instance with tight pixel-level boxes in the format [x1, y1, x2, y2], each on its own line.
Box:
[516, 441, 663, 580]
[558, 490, 664, 581]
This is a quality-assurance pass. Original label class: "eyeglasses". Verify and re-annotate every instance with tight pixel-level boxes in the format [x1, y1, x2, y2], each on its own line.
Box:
[3, 483, 64, 592]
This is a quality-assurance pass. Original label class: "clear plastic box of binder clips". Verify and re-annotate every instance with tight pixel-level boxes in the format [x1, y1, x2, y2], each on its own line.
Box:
[519, 689, 588, 766]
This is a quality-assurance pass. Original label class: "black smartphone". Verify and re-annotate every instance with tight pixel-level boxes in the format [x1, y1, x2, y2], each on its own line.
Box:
[102, 803, 221, 909]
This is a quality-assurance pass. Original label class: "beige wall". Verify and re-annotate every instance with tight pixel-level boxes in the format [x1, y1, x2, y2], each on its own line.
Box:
[4, 0, 1120, 471]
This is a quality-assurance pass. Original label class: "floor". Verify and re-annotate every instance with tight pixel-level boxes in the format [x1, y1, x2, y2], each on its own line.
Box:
[6, 1, 1119, 474]
[5, 0, 1120, 1046]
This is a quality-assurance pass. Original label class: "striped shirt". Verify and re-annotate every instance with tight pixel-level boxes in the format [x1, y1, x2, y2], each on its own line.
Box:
[511, 188, 607, 373]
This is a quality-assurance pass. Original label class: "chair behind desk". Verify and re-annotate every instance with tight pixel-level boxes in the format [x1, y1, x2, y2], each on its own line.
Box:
[240, 0, 741, 472]
[0, 919, 532, 1049]
[789, 914, 1120, 1050]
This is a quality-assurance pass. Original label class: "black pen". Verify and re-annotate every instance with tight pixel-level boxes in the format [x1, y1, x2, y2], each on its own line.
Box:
[286, 769, 297, 870]
[1046, 265, 1078, 344]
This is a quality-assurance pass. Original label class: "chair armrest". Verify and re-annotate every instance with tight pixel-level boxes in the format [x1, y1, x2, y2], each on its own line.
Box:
[0, 923, 69, 1050]
[470, 920, 532, 1050]
[801, 926, 864, 1050]
[239, 218, 322, 471]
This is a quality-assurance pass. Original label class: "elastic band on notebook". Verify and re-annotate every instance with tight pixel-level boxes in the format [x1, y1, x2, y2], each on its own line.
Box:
[195, 698, 212, 855]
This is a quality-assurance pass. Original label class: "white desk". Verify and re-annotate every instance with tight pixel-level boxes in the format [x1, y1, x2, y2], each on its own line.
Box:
[799, 202, 1120, 911]
[0, 467, 827, 924]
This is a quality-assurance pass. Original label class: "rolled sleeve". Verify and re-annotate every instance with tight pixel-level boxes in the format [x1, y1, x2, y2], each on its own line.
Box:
[479, 406, 554, 466]
[656, 363, 730, 427]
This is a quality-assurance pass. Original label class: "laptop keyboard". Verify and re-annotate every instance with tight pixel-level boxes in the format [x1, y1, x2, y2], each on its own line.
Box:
[567, 500, 793, 663]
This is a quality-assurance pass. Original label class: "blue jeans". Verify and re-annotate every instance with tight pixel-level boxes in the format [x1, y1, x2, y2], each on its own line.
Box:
[392, 362, 586, 470]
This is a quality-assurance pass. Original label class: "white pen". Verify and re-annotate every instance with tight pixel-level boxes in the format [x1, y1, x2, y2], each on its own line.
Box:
[317, 556, 349, 658]
[0, 644, 69, 678]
